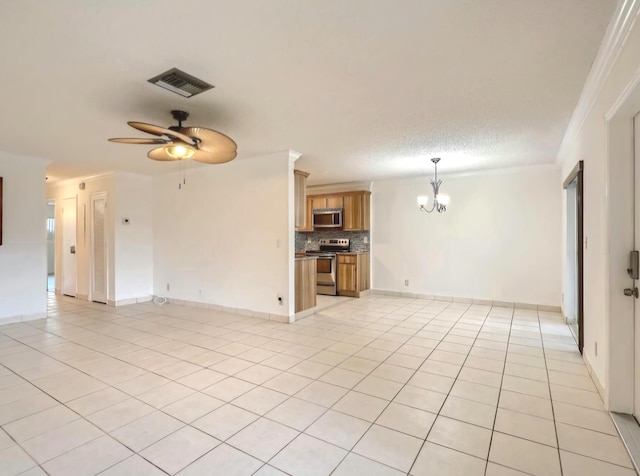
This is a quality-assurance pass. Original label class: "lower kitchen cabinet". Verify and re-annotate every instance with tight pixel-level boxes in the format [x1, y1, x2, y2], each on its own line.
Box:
[295, 257, 317, 312]
[337, 253, 370, 297]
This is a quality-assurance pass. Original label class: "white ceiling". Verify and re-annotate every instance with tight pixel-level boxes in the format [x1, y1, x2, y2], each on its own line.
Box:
[0, 0, 616, 185]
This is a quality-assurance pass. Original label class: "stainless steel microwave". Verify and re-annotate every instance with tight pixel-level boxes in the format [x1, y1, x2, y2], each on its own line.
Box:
[313, 209, 343, 228]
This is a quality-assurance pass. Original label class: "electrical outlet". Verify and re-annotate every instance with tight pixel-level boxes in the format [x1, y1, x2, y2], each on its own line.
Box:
[199, 288, 204, 295]
[404, 279, 409, 286]
[166, 283, 170, 291]
[363, 236, 368, 244]
[595, 341, 598, 356]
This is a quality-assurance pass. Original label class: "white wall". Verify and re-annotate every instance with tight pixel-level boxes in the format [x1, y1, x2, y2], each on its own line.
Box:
[0, 152, 48, 321]
[47, 173, 116, 302]
[372, 166, 561, 306]
[47, 172, 154, 305]
[114, 173, 153, 303]
[153, 151, 293, 318]
[558, 6, 640, 409]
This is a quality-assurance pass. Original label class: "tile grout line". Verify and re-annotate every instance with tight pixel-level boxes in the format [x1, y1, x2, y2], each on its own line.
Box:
[538, 309, 565, 476]
[0, 294, 612, 475]
[404, 302, 492, 475]
[484, 304, 514, 476]
[327, 299, 449, 474]
[300, 298, 450, 475]
[182, 297, 442, 474]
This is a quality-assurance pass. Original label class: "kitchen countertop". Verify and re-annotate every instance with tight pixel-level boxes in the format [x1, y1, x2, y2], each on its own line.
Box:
[295, 255, 318, 260]
[299, 251, 369, 255]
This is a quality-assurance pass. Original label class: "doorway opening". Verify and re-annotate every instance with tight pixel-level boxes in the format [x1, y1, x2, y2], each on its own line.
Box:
[61, 196, 77, 298]
[563, 161, 584, 353]
[90, 192, 108, 304]
[46, 201, 55, 293]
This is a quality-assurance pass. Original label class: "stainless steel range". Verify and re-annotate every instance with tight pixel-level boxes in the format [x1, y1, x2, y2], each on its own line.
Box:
[306, 238, 350, 296]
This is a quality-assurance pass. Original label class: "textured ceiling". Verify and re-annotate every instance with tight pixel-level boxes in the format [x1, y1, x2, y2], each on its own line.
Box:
[0, 0, 616, 185]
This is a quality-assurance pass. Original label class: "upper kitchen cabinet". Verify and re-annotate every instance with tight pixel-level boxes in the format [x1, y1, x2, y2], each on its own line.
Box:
[309, 195, 342, 210]
[311, 196, 327, 210]
[326, 196, 344, 208]
[294, 170, 311, 231]
[305, 190, 371, 231]
[343, 191, 370, 231]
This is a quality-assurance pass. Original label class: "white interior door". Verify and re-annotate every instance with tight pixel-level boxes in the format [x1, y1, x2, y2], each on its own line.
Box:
[61, 197, 77, 297]
[634, 112, 640, 421]
[91, 193, 107, 304]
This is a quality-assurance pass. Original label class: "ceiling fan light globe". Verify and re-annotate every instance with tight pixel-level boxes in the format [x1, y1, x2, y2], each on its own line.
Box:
[164, 144, 195, 159]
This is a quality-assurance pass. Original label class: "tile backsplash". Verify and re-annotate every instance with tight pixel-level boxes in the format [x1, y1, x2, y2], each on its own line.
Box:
[295, 230, 370, 253]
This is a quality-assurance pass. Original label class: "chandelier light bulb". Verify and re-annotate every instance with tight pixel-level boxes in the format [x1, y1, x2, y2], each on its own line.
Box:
[436, 194, 450, 206]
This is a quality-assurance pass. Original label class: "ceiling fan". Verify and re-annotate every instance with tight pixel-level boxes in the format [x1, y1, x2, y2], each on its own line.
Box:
[108, 110, 237, 164]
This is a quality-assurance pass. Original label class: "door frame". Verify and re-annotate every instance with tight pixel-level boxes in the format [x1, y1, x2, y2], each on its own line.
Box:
[61, 196, 77, 298]
[563, 161, 584, 353]
[46, 200, 55, 292]
[89, 192, 108, 303]
[605, 68, 640, 413]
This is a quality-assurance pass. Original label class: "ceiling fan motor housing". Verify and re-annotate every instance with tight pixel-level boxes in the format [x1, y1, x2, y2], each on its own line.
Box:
[171, 110, 189, 124]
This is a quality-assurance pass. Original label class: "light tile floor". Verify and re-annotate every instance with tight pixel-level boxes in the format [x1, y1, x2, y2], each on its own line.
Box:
[0, 293, 636, 475]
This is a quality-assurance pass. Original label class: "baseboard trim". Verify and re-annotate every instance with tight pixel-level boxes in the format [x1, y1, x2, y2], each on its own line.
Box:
[0, 312, 47, 325]
[610, 412, 640, 474]
[371, 289, 561, 311]
[294, 296, 350, 322]
[583, 352, 608, 408]
[160, 296, 289, 323]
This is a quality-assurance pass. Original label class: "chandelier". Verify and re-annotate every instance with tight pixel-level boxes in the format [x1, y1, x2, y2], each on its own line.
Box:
[417, 158, 449, 213]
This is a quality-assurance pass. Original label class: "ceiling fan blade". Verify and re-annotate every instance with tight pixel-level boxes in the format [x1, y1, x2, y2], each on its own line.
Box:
[191, 149, 237, 164]
[108, 138, 169, 144]
[180, 127, 237, 153]
[147, 147, 180, 161]
[128, 121, 195, 145]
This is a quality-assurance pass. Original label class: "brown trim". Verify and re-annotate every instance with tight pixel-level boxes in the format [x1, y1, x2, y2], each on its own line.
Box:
[307, 190, 371, 199]
[563, 160, 584, 189]
[0, 177, 3, 246]
[564, 161, 584, 353]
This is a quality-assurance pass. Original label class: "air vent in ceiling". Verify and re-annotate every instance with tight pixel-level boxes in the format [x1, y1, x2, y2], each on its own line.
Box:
[148, 68, 214, 98]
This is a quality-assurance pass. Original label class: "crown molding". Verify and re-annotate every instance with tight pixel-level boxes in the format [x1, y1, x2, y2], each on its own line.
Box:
[47, 171, 115, 187]
[289, 150, 302, 161]
[605, 63, 640, 120]
[556, 0, 640, 164]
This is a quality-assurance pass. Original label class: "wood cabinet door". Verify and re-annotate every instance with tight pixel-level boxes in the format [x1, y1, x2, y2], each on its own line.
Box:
[343, 194, 363, 231]
[362, 193, 370, 231]
[304, 197, 313, 230]
[311, 197, 327, 210]
[326, 196, 344, 209]
[338, 263, 357, 293]
[357, 253, 370, 291]
[294, 172, 305, 229]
